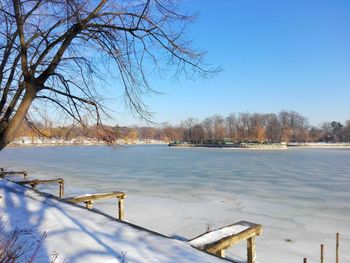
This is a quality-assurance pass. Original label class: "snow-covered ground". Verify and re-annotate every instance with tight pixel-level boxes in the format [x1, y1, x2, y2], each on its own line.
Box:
[0, 179, 230, 263]
[9, 137, 166, 147]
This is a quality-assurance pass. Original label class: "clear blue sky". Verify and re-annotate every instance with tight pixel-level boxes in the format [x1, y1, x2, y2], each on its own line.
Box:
[113, 0, 350, 127]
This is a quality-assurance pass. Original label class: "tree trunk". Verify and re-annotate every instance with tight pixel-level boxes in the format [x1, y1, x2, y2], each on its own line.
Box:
[0, 88, 36, 151]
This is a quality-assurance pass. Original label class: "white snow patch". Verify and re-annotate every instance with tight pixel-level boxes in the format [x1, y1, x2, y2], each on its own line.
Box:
[0, 179, 227, 263]
[189, 225, 249, 248]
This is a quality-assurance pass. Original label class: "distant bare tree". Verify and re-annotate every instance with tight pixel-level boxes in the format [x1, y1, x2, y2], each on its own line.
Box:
[341, 120, 350, 142]
[248, 113, 266, 142]
[192, 123, 205, 144]
[202, 117, 214, 141]
[265, 113, 280, 142]
[278, 111, 308, 142]
[238, 112, 250, 141]
[162, 124, 182, 142]
[0, 0, 215, 150]
[226, 113, 238, 141]
[138, 126, 156, 140]
[212, 114, 225, 142]
[182, 117, 197, 142]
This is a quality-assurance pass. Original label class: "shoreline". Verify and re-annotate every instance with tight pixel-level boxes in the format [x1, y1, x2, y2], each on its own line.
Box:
[169, 142, 350, 149]
[8, 140, 167, 148]
[7, 143, 350, 149]
[287, 143, 350, 149]
[169, 142, 286, 148]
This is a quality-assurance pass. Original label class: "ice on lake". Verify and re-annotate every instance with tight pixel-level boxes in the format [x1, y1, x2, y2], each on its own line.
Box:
[1, 145, 349, 263]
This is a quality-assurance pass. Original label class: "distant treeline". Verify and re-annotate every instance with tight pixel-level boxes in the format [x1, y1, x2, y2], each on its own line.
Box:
[15, 111, 350, 143]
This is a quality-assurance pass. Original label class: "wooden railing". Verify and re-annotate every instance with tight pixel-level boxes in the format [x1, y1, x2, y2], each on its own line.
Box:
[0, 168, 28, 180]
[18, 178, 65, 198]
[64, 192, 126, 220]
[189, 221, 263, 263]
[1, 168, 127, 221]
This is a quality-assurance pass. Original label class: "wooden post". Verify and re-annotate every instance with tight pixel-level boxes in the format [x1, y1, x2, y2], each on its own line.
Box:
[59, 181, 64, 198]
[85, 201, 93, 209]
[320, 244, 324, 263]
[23, 172, 28, 181]
[118, 196, 125, 220]
[336, 232, 339, 263]
[303, 258, 307, 263]
[247, 237, 256, 263]
[215, 249, 225, 258]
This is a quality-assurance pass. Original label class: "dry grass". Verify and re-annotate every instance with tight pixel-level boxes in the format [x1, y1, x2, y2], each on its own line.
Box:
[0, 217, 47, 263]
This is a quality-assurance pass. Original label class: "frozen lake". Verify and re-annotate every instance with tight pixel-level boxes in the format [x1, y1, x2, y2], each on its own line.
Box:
[1, 145, 349, 262]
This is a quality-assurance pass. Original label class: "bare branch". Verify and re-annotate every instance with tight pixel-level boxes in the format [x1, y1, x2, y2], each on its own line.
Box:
[0, 0, 217, 150]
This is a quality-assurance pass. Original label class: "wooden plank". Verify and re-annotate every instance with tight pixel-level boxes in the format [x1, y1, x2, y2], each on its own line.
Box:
[18, 178, 64, 186]
[65, 191, 126, 203]
[189, 220, 262, 262]
[203, 223, 262, 253]
[190, 224, 250, 248]
[320, 244, 324, 263]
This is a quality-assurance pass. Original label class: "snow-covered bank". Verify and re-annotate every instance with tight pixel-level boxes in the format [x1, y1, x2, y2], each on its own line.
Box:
[9, 136, 167, 147]
[287, 142, 350, 148]
[0, 180, 229, 263]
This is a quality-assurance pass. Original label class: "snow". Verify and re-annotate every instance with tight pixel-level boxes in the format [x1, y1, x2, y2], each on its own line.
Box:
[0, 179, 228, 263]
[189, 224, 249, 248]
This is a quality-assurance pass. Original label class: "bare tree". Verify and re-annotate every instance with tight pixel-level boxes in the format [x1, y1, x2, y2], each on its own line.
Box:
[237, 112, 250, 141]
[202, 117, 213, 141]
[182, 117, 197, 142]
[212, 114, 225, 142]
[226, 113, 238, 141]
[0, 0, 215, 150]
[341, 120, 350, 142]
[265, 113, 280, 142]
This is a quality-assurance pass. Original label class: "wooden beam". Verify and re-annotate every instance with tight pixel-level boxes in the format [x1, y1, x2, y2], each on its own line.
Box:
[65, 192, 126, 203]
[17, 178, 65, 198]
[204, 223, 262, 253]
[0, 168, 28, 180]
[189, 221, 262, 261]
[247, 237, 256, 263]
[65, 191, 126, 220]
